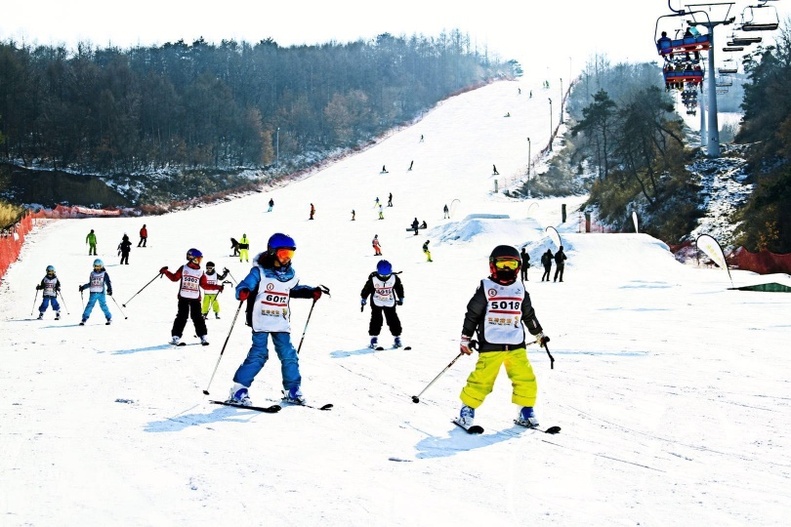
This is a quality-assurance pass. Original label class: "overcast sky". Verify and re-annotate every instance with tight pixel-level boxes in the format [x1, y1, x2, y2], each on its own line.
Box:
[2, 1, 789, 83]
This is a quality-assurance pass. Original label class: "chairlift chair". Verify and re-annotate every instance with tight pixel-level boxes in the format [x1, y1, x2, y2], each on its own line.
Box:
[740, 1, 779, 32]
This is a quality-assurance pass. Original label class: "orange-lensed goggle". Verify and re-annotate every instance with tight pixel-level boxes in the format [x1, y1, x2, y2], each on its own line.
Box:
[493, 259, 520, 271]
[276, 248, 295, 260]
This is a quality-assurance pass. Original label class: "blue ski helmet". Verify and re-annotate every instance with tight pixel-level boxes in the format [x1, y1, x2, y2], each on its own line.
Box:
[186, 248, 203, 261]
[46, 265, 55, 273]
[93, 258, 104, 268]
[267, 233, 296, 254]
[376, 259, 393, 276]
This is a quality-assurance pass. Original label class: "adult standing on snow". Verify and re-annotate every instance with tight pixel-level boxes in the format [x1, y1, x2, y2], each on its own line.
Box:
[520, 247, 530, 281]
[541, 249, 553, 282]
[226, 233, 325, 407]
[455, 245, 550, 431]
[36, 265, 62, 320]
[309, 203, 316, 220]
[553, 246, 567, 282]
[138, 224, 148, 247]
[86, 229, 98, 255]
[267, 198, 274, 212]
[239, 233, 250, 263]
[117, 234, 132, 265]
[360, 259, 404, 349]
[79, 259, 112, 325]
[411, 217, 420, 236]
[160, 248, 222, 346]
[443, 204, 450, 219]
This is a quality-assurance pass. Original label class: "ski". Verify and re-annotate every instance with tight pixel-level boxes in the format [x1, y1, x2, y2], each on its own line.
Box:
[514, 419, 561, 434]
[375, 345, 412, 351]
[452, 418, 484, 434]
[279, 399, 334, 411]
[210, 400, 281, 413]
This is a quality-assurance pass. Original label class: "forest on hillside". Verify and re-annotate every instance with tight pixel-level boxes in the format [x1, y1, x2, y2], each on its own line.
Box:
[0, 31, 510, 174]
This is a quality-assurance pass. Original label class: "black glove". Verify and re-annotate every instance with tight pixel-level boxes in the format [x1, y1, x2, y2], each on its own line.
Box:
[79, 285, 84, 292]
[36, 285, 43, 290]
[159, 266, 168, 275]
[107, 289, 113, 296]
[397, 298, 403, 306]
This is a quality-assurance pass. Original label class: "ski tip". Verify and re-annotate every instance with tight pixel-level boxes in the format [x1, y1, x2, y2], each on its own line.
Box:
[319, 403, 334, 410]
[202, 389, 210, 395]
[545, 425, 561, 434]
[403, 346, 412, 350]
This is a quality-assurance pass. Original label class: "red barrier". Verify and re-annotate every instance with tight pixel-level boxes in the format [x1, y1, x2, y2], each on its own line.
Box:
[0, 211, 47, 284]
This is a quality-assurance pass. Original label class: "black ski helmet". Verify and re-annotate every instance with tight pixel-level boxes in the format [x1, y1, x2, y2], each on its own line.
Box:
[489, 245, 521, 284]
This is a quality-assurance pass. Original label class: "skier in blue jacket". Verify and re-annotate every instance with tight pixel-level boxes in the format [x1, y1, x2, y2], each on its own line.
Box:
[227, 233, 326, 407]
[79, 259, 112, 325]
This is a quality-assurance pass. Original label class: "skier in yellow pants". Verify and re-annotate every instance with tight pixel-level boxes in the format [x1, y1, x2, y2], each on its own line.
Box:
[201, 262, 229, 319]
[455, 244, 551, 430]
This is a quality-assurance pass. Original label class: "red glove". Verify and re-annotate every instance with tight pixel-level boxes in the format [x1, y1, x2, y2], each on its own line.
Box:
[217, 285, 224, 293]
[238, 289, 250, 301]
[159, 266, 168, 275]
[312, 288, 322, 300]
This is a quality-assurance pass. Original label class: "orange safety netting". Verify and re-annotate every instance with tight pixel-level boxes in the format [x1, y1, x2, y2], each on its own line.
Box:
[0, 211, 47, 284]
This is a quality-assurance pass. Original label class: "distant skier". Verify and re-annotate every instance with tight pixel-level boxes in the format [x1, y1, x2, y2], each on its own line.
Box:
[372, 234, 383, 256]
[239, 233, 250, 262]
[408, 160, 414, 171]
[492, 164, 499, 175]
[455, 244, 550, 431]
[443, 204, 450, 219]
[117, 234, 132, 265]
[360, 259, 404, 349]
[86, 229, 98, 255]
[137, 224, 148, 247]
[351, 209, 356, 221]
[541, 249, 553, 281]
[160, 248, 222, 346]
[230, 237, 240, 257]
[378, 204, 384, 220]
[381, 165, 388, 173]
[553, 246, 567, 282]
[78, 259, 112, 326]
[387, 193, 393, 207]
[35, 265, 62, 320]
[411, 217, 419, 236]
[422, 240, 433, 262]
[309, 203, 316, 220]
[520, 247, 530, 281]
[267, 198, 274, 212]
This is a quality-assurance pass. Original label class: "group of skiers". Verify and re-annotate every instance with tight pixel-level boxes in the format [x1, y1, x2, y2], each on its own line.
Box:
[36, 210, 564, 430]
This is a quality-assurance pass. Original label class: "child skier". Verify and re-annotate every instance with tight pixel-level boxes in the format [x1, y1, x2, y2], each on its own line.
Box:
[201, 261, 230, 319]
[422, 240, 433, 262]
[360, 259, 404, 349]
[372, 234, 382, 256]
[227, 233, 325, 406]
[36, 265, 62, 320]
[455, 245, 550, 431]
[160, 248, 223, 346]
[78, 259, 113, 325]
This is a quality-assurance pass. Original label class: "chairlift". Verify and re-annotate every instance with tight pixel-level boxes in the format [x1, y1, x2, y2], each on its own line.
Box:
[716, 75, 734, 87]
[730, 35, 762, 46]
[723, 46, 744, 52]
[740, 1, 779, 32]
[654, 10, 711, 59]
[718, 57, 738, 74]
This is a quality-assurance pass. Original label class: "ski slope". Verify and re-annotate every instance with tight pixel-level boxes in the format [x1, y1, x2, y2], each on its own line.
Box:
[1, 80, 790, 526]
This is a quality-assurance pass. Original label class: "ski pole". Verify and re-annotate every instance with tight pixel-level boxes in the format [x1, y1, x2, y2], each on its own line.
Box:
[57, 290, 70, 315]
[202, 300, 245, 396]
[123, 272, 162, 307]
[30, 289, 39, 316]
[109, 294, 128, 319]
[226, 270, 239, 286]
[80, 289, 84, 310]
[295, 285, 330, 355]
[543, 341, 555, 370]
[411, 347, 470, 404]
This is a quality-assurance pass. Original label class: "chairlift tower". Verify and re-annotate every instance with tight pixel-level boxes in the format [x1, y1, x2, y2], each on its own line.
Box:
[685, 2, 737, 157]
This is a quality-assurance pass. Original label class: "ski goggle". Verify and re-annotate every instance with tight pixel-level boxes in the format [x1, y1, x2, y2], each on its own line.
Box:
[276, 248, 295, 260]
[493, 259, 520, 271]
[93, 265, 103, 270]
[206, 264, 215, 270]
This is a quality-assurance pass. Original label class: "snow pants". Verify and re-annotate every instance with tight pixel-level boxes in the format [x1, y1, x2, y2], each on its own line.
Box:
[171, 297, 207, 338]
[368, 304, 402, 337]
[554, 263, 565, 282]
[201, 293, 220, 316]
[460, 348, 537, 409]
[239, 249, 249, 262]
[233, 331, 301, 391]
[39, 295, 61, 314]
[82, 292, 111, 321]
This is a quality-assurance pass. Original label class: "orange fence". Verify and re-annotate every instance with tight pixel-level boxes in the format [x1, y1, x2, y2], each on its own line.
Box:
[0, 210, 47, 284]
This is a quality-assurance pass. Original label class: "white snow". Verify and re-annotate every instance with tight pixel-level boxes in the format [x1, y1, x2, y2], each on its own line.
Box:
[2, 80, 790, 526]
